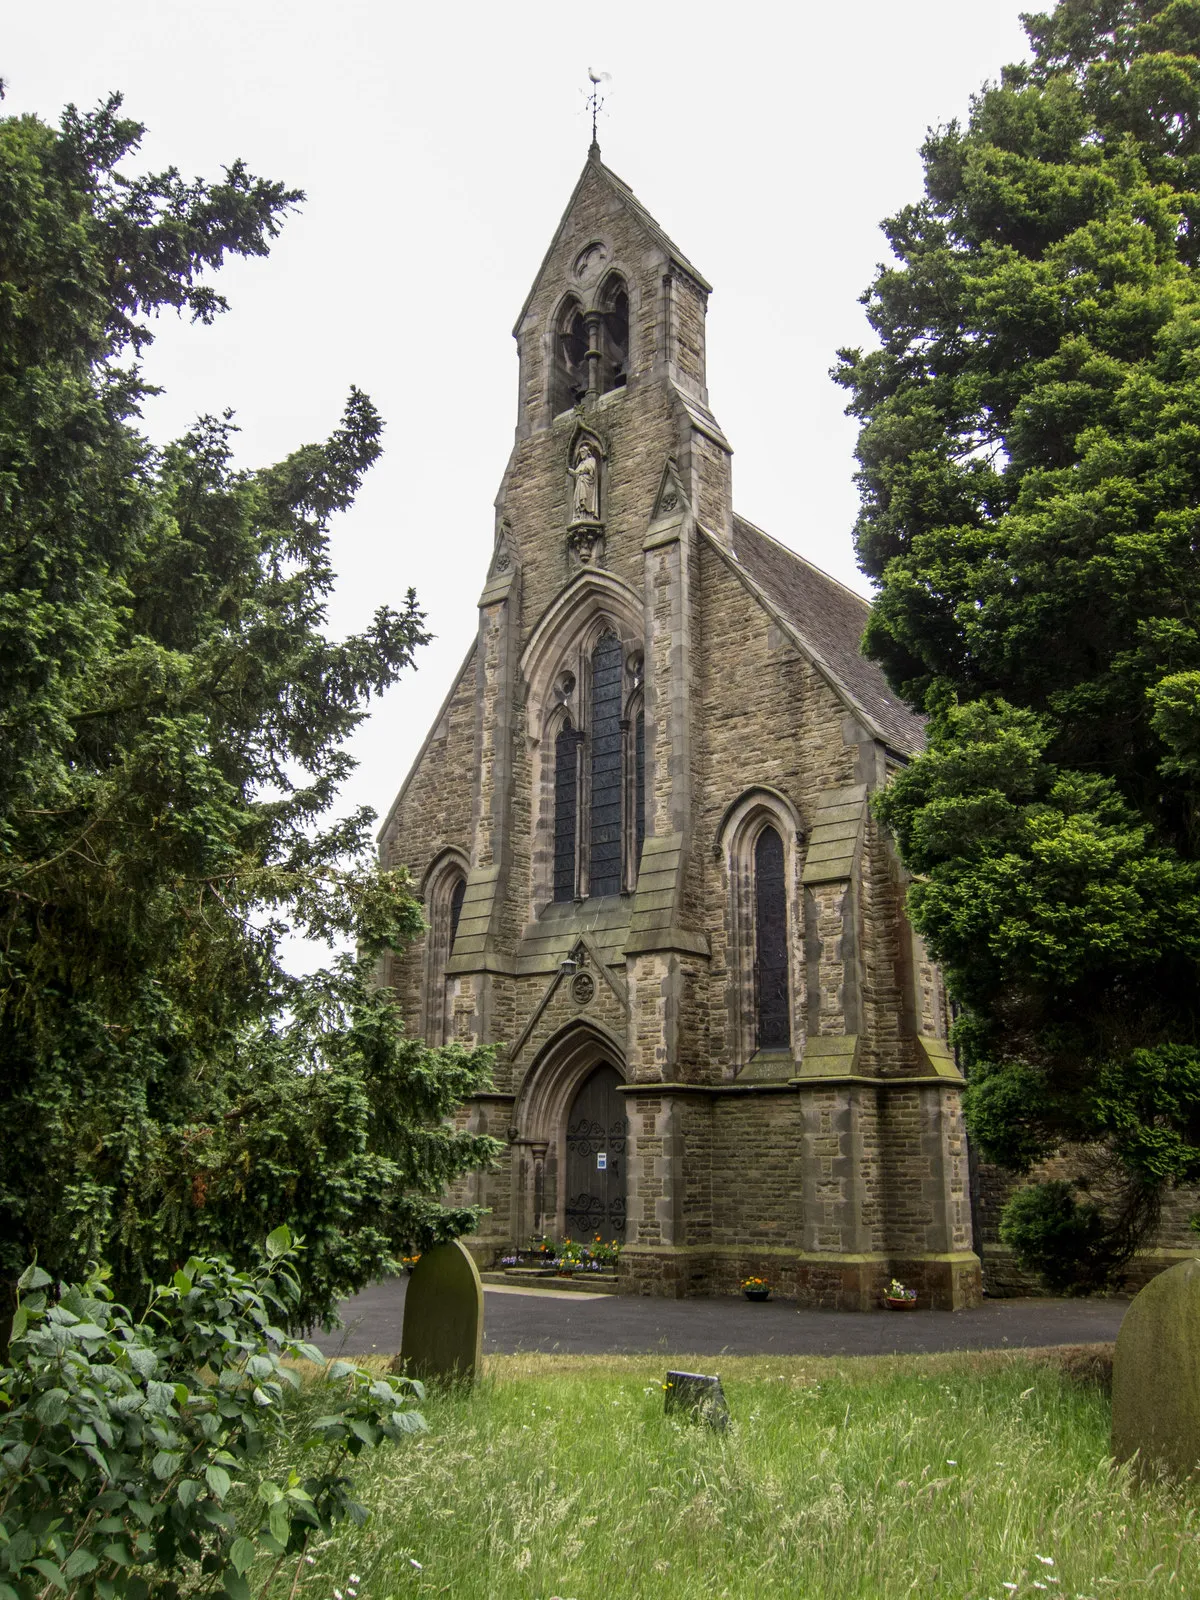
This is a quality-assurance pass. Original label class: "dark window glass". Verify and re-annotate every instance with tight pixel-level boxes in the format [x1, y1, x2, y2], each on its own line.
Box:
[449, 877, 465, 947]
[555, 301, 589, 412]
[754, 826, 790, 1049]
[602, 283, 629, 391]
[553, 720, 578, 901]
[634, 703, 645, 875]
[589, 632, 623, 896]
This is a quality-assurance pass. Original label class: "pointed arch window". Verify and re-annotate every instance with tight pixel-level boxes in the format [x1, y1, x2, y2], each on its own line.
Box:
[553, 718, 579, 902]
[589, 631, 624, 896]
[545, 630, 645, 904]
[599, 274, 629, 392]
[553, 296, 589, 414]
[423, 855, 468, 1044]
[634, 699, 646, 868]
[718, 791, 801, 1068]
[754, 825, 790, 1049]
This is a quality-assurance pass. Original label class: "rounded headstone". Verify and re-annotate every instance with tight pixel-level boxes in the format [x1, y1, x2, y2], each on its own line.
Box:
[1112, 1257, 1200, 1479]
[399, 1239, 483, 1387]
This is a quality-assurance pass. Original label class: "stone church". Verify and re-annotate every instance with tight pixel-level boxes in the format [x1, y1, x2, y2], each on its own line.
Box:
[379, 145, 983, 1310]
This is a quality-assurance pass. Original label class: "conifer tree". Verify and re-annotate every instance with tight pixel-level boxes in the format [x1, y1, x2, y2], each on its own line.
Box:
[0, 97, 497, 1325]
[837, 0, 1200, 1289]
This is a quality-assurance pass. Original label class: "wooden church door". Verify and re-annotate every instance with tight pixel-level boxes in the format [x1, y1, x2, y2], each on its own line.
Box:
[564, 1064, 627, 1241]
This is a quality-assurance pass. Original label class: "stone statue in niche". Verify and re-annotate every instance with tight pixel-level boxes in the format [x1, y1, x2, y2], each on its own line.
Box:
[569, 442, 599, 525]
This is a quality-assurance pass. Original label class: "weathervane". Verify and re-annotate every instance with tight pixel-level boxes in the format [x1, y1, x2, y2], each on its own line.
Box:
[586, 68, 611, 150]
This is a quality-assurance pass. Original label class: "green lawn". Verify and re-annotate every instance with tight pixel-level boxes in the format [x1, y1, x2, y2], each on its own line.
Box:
[270, 1349, 1199, 1600]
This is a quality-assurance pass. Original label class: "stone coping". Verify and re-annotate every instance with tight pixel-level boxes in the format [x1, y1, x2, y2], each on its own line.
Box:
[615, 1075, 968, 1096]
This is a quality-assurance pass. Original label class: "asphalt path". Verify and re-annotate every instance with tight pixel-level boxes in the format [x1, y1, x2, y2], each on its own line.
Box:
[307, 1277, 1128, 1360]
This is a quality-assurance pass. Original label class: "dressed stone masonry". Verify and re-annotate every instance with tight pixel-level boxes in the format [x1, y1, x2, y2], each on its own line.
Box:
[379, 145, 983, 1310]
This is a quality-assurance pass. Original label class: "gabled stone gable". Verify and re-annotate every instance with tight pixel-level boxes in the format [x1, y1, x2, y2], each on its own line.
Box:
[377, 148, 981, 1311]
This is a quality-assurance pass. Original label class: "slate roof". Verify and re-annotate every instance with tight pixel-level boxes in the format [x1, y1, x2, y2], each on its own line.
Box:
[730, 516, 925, 757]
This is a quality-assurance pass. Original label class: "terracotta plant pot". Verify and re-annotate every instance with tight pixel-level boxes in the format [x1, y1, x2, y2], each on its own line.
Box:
[885, 1295, 917, 1310]
[743, 1288, 771, 1302]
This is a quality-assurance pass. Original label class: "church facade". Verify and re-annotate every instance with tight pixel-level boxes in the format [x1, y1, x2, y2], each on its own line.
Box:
[379, 147, 983, 1310]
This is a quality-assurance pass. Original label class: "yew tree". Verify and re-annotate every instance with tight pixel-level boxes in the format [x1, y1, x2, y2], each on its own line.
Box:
[0, 96, 497, 1325]
[837, 0, 1200, 1289]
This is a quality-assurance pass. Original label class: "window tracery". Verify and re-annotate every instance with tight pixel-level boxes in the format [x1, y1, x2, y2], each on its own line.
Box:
[553, 296, 589, 414]
[549, 273, 630, 413]
[540, 626, 644, 905]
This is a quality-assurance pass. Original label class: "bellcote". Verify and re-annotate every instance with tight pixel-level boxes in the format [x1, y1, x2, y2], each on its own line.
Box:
[512, 147, 713, 440]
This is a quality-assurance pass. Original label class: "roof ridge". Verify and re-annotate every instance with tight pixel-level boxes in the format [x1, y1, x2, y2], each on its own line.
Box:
[731, 513, 872, 611]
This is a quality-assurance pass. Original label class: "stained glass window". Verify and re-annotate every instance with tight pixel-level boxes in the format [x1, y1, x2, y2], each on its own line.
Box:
[553, 719, 578, 901]
[754, 825, 790, 1049]
[634, 702, 645, 875]
[448, 876, 465, 949]
[589, 632, 624, 896]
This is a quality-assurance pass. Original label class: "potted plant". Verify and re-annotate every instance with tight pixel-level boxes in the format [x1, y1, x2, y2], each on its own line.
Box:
[399, 1254, 420, 1275]
[884, 1277, 918, 1310]
[741, 1276, 771, 1302]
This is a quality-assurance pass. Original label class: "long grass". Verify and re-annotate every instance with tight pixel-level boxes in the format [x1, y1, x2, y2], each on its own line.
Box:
[265, 1349, 1200, 1600]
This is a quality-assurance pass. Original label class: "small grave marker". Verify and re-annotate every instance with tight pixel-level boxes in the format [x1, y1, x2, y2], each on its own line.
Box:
[397, 1239, 483, 1387]
[664, 1369, 729, 1431]
[1112, 1257, 1200, 1479]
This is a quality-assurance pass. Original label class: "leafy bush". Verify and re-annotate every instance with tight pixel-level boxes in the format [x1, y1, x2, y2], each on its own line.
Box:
[998, 1180, 1114, 1294]
[0, 1228, 424, 1599]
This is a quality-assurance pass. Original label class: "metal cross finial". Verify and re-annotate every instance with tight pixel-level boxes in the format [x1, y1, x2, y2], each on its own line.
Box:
[586, 69, 610, 151]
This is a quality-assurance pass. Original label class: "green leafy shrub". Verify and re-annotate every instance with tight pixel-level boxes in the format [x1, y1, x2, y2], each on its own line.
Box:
[0, 1227, 425, 1599]
[998, 1180, 1114, 1294]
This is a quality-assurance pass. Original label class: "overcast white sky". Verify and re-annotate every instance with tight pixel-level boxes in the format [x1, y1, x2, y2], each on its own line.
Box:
[5, 0, 1030, 967]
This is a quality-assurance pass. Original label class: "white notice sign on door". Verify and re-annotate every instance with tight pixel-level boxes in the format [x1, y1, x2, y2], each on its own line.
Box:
[597, 1153, 607, 1170]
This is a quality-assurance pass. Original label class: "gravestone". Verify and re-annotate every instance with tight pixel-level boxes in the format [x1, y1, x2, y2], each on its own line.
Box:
[1112, 1257, 1200, 1478]
[664, 1370, 729, 1431]
[398, 1240, 483, 1386]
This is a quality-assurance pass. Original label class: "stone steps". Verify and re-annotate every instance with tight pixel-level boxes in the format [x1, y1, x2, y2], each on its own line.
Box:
[480, 1268, 618, 1294]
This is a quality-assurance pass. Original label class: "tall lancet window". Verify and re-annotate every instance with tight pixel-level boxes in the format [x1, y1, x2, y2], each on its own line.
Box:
[553, 719, 579, 902]
[634, 702, 646, 870]
[754, 825, 790, 1049]
[553, 296, 589, 414]
[423, 855, 468, 1045]
[448, 877, 465, 949]
[599, 274, 629, 392]
[589, 631, 624, 896]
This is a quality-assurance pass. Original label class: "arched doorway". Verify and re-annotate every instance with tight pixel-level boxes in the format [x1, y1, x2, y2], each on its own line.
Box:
[564, 1064, 627, 1240]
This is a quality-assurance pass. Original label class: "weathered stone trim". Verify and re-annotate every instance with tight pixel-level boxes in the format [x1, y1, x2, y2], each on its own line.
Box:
[917, 1036, 964, 1081]
[796, 1033, 863, 1075]
[614, 1075, 970, 1095]
[801, 785, 868, 885]
[507, 932, 629, 1062]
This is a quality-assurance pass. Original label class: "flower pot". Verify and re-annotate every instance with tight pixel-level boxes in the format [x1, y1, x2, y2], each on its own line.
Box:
[885, 1295, 917, 1311]
[743, 1288, 771, 1302]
